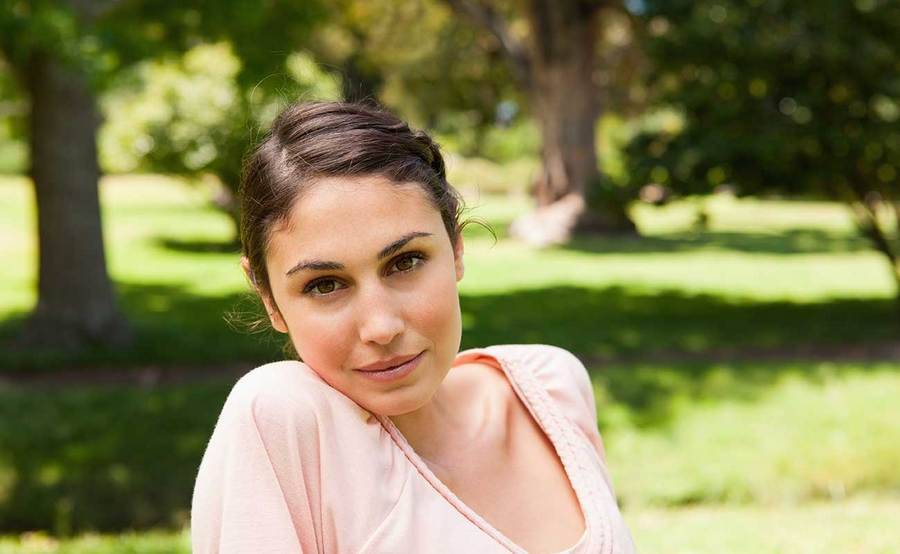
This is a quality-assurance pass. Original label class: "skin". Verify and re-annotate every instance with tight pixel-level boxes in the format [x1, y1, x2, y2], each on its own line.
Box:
[241, 174, 487, 459]
[241, 176, 589, 551]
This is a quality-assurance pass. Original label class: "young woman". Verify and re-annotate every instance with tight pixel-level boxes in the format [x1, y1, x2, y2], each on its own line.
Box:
[191, 101, 635, 553]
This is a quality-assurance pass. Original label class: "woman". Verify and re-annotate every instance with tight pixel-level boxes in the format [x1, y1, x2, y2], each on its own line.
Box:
[191, 101, 635, 553]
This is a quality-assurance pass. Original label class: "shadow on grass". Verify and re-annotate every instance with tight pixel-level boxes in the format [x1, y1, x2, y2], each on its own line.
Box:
[459, 285, 899, 358]
[1, 282, 898, 533]
[0, 283, 288, 374]
[2, 282, 897, 373]
[0, 381, 230, 534]
[154, 237, 241, 255]
[563, 228, 872, 256]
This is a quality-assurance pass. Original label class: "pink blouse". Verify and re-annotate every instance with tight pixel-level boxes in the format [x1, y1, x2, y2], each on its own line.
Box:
[191, 344, 636, 553]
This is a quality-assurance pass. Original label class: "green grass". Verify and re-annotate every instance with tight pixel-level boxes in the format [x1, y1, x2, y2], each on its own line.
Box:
[3, 360, 897, 536]
[2, 496, 899, 553]
[0, 529, 190, 553]
[627, 495, 900, 554]
[1, 175, 897, 371]
[599, 362, 900, 507]
[2, 174, 899, 552]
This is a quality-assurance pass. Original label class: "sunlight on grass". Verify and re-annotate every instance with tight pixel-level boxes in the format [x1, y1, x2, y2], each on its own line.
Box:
[596, 363, 900, 507]
[0, 528, 190, 554]
[626, 495, 900, 554]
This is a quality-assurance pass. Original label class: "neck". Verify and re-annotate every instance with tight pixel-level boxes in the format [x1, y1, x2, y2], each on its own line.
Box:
[388, 371, 488, 464]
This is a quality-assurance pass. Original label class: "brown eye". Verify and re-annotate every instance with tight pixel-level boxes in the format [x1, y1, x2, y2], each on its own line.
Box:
[303, 278, 343, 296]
[392, 252, 426, 274]
[315, 281, 336, 294]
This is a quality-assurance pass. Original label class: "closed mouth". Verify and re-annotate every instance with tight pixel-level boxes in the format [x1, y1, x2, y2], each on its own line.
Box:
[355, 351, 423, 372]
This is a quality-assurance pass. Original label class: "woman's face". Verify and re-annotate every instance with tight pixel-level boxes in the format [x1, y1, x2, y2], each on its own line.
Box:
[246, 174, 465, 416]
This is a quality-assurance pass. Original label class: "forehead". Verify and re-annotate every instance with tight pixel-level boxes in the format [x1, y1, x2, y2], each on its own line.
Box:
[267, 174, 443, 264]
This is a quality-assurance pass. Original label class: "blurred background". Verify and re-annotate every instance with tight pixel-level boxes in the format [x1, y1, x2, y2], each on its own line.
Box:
[1, 0, 899, 552]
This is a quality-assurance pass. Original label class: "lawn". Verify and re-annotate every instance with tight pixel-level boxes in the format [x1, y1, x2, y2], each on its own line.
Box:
[1, 175, 899, 552]
[3, 494, 899, 553]
[1, 175, 897, 370]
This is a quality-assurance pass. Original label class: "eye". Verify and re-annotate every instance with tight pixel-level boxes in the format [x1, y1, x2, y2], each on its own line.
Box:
[391, 252, 427, 274]
[302, 278, 345, 297]
[301, 252, 427, 298]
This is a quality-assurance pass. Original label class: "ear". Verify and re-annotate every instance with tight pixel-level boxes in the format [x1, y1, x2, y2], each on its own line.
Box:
[241, 256, 289, 334]
[452, 235, 465, 282]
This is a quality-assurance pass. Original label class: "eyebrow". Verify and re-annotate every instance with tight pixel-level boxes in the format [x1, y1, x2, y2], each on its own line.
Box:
[285, 231, 434, 277]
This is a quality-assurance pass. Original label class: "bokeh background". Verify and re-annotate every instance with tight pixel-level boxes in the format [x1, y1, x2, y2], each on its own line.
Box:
[1, 0, 899, 552]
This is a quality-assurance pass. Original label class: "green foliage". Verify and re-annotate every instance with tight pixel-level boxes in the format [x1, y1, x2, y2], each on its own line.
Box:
[0, 62, 26, 173]
[100, 44, 340, 180]
[0, 0, 332, 198]
[0, 1, 84, 68]
[623, 0, 900, 198]
[308, 0, 520, 154]
[477, 118, 541, 163]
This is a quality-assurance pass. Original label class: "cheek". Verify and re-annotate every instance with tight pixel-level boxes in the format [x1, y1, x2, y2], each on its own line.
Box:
[284, 306, 355, 374]
[409, 264, 462, 346]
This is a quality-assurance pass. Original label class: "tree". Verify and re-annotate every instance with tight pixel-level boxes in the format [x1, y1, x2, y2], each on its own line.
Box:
[101, 45, 341, 237]
[0, 0, 327, 351]
[99, 1, 328, 234]
[1, 0, 133, 350]
[445, 0, 640, 245]
[623, 0, 900, 297]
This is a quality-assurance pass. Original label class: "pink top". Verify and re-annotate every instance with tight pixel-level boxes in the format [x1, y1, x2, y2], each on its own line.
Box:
[191, 344, 635, 553]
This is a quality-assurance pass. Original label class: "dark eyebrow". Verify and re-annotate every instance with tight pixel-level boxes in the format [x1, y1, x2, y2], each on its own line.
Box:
[285, 231, 434, 277]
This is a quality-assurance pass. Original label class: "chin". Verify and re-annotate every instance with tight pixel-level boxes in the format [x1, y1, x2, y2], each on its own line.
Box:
[360, 384, 433, 417]
[361, 364, 447, 416]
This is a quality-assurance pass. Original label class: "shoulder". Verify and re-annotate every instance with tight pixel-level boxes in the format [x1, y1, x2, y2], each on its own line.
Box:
[481, 343, 592, 391]
[212, 360, 371, 451]
[480, 343, 597, 423]
[221, 361, 326, 423]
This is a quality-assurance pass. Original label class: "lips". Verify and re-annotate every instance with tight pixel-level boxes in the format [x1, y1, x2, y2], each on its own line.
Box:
[355, 351, 423, 372]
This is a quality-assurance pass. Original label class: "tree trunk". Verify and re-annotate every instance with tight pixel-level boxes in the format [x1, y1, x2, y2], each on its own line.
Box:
[509, 0, 636, 246]
[19, 51, 132, 351]
[340, 50, 383, 105]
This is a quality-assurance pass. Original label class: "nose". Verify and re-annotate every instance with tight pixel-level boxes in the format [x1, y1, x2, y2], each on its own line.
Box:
[357, 283, 406, 346]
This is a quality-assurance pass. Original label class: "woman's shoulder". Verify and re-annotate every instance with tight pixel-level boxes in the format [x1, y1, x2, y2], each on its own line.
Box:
[472, 344, 598, 426]
[475, 343, 592, 389]
[216, 359, 372, 438]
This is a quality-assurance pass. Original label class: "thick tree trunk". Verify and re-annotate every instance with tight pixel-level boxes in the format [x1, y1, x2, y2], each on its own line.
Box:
[19, 52, 132, 350]
[509, 0, 637, 246]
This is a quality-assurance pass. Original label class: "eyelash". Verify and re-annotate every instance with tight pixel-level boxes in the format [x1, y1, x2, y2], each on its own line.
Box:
[301, 251, 429, 297]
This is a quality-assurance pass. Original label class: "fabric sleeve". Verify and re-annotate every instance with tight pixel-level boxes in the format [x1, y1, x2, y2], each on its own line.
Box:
[554, 347, 608, 464]
[191, 374, 323, 553]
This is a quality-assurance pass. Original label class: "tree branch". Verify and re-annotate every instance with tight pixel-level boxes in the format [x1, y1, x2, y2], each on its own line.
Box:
[441, 0, 532, 88]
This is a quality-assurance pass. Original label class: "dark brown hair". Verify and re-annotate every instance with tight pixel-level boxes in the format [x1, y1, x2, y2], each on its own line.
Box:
[235, 101, 481, 347]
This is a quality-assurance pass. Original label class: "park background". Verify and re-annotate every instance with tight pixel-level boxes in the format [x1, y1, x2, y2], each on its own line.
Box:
[1, 0, 899, 552]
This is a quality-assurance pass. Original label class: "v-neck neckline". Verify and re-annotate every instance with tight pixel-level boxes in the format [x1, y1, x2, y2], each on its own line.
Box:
[376, 347, 590, 553]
